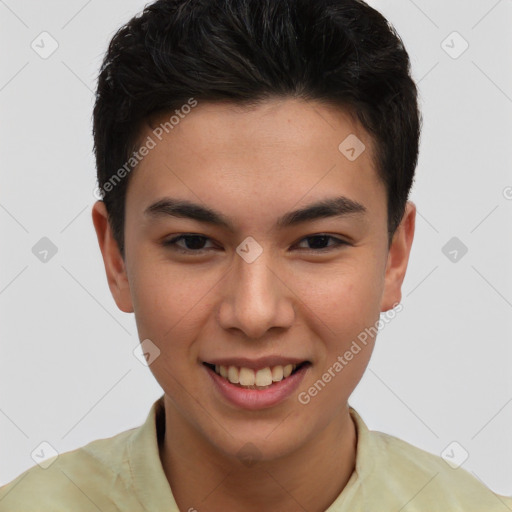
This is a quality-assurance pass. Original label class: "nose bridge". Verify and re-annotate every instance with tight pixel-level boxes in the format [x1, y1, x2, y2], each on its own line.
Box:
[237, 247, 275, 301]
[219, 242, 293, 338]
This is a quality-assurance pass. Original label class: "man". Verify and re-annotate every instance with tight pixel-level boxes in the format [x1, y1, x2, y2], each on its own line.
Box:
[1, 0, 510, 510]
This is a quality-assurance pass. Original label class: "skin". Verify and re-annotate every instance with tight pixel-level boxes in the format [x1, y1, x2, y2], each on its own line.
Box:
[92, 98, 415, 511]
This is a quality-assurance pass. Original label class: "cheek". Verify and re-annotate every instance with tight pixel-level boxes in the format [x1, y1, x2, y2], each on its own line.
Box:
[128, 252, 220, 342]
[296, 269, 380, 410]
[294, 261, 383, 338]
[128, 259, 212, 391]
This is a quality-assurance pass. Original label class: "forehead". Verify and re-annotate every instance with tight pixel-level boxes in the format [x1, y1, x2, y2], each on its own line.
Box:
[143, 98, 373, 163]
[126, 98, 385, 227]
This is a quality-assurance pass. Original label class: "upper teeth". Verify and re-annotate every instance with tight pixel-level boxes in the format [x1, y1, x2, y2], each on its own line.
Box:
[214, 364, 297, 387]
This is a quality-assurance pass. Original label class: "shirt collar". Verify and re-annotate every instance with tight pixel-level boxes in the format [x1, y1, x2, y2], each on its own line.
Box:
[349, 406, 377, 483]
[127, 395, 179, 510]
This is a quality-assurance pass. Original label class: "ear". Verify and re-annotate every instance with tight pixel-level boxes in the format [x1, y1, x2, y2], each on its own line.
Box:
[91, 200, 134, 313]
[380, 201, 416, 312]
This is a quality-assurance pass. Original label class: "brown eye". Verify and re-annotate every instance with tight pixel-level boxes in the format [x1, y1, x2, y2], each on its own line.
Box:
[162, 234, 216, 253]
[295, 235, 348, 251]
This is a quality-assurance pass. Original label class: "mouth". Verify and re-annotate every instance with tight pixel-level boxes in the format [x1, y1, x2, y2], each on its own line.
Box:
[202, 361, 311, 390]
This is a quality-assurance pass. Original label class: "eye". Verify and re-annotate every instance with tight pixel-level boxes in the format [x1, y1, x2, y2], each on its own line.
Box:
[162, 234, 217, 254]
[294, 234, 348, 252]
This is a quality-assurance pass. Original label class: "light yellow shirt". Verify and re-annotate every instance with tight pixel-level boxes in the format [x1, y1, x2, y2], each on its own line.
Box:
[1, 395, 511, 511]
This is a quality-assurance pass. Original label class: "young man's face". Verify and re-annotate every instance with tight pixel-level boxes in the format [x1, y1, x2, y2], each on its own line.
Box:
[93, 98, 415, 461]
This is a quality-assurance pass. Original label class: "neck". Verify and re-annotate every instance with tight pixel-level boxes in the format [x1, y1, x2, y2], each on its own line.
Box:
[159, 398, 357, 512]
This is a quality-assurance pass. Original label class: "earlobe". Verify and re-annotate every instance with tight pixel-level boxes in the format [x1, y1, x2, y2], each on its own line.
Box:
[380, 201, 416, 313]
[91, 201, 134, 313]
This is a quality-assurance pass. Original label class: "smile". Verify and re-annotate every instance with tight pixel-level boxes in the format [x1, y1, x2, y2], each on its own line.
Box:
[203, 362, 309, 389]
[203, 359, 311, 410]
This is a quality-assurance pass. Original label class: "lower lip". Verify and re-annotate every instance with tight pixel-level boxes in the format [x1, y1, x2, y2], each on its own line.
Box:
[204, 364, 310, 411]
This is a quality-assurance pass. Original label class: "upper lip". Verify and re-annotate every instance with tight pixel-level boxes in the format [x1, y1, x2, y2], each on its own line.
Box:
[203, 356, 310, 370]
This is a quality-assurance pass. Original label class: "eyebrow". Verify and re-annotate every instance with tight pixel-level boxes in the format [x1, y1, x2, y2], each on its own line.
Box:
[144, 196, 367, 230]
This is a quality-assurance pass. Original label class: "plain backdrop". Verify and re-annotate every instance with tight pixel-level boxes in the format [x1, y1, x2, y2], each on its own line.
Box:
[1, 0, 511, 495]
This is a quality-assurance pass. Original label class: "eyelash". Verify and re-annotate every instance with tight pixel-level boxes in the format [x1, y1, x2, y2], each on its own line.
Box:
[161, 233, 349, 255]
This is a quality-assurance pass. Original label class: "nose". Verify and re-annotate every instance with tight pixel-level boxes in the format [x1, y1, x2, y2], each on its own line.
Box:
[217, 247, 295, 339]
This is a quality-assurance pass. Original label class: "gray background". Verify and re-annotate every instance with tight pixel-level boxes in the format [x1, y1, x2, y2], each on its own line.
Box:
[1, 0, 511, 495]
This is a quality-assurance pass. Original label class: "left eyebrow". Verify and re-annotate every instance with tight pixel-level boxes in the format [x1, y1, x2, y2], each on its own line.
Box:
[144, 195, 368, 231]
